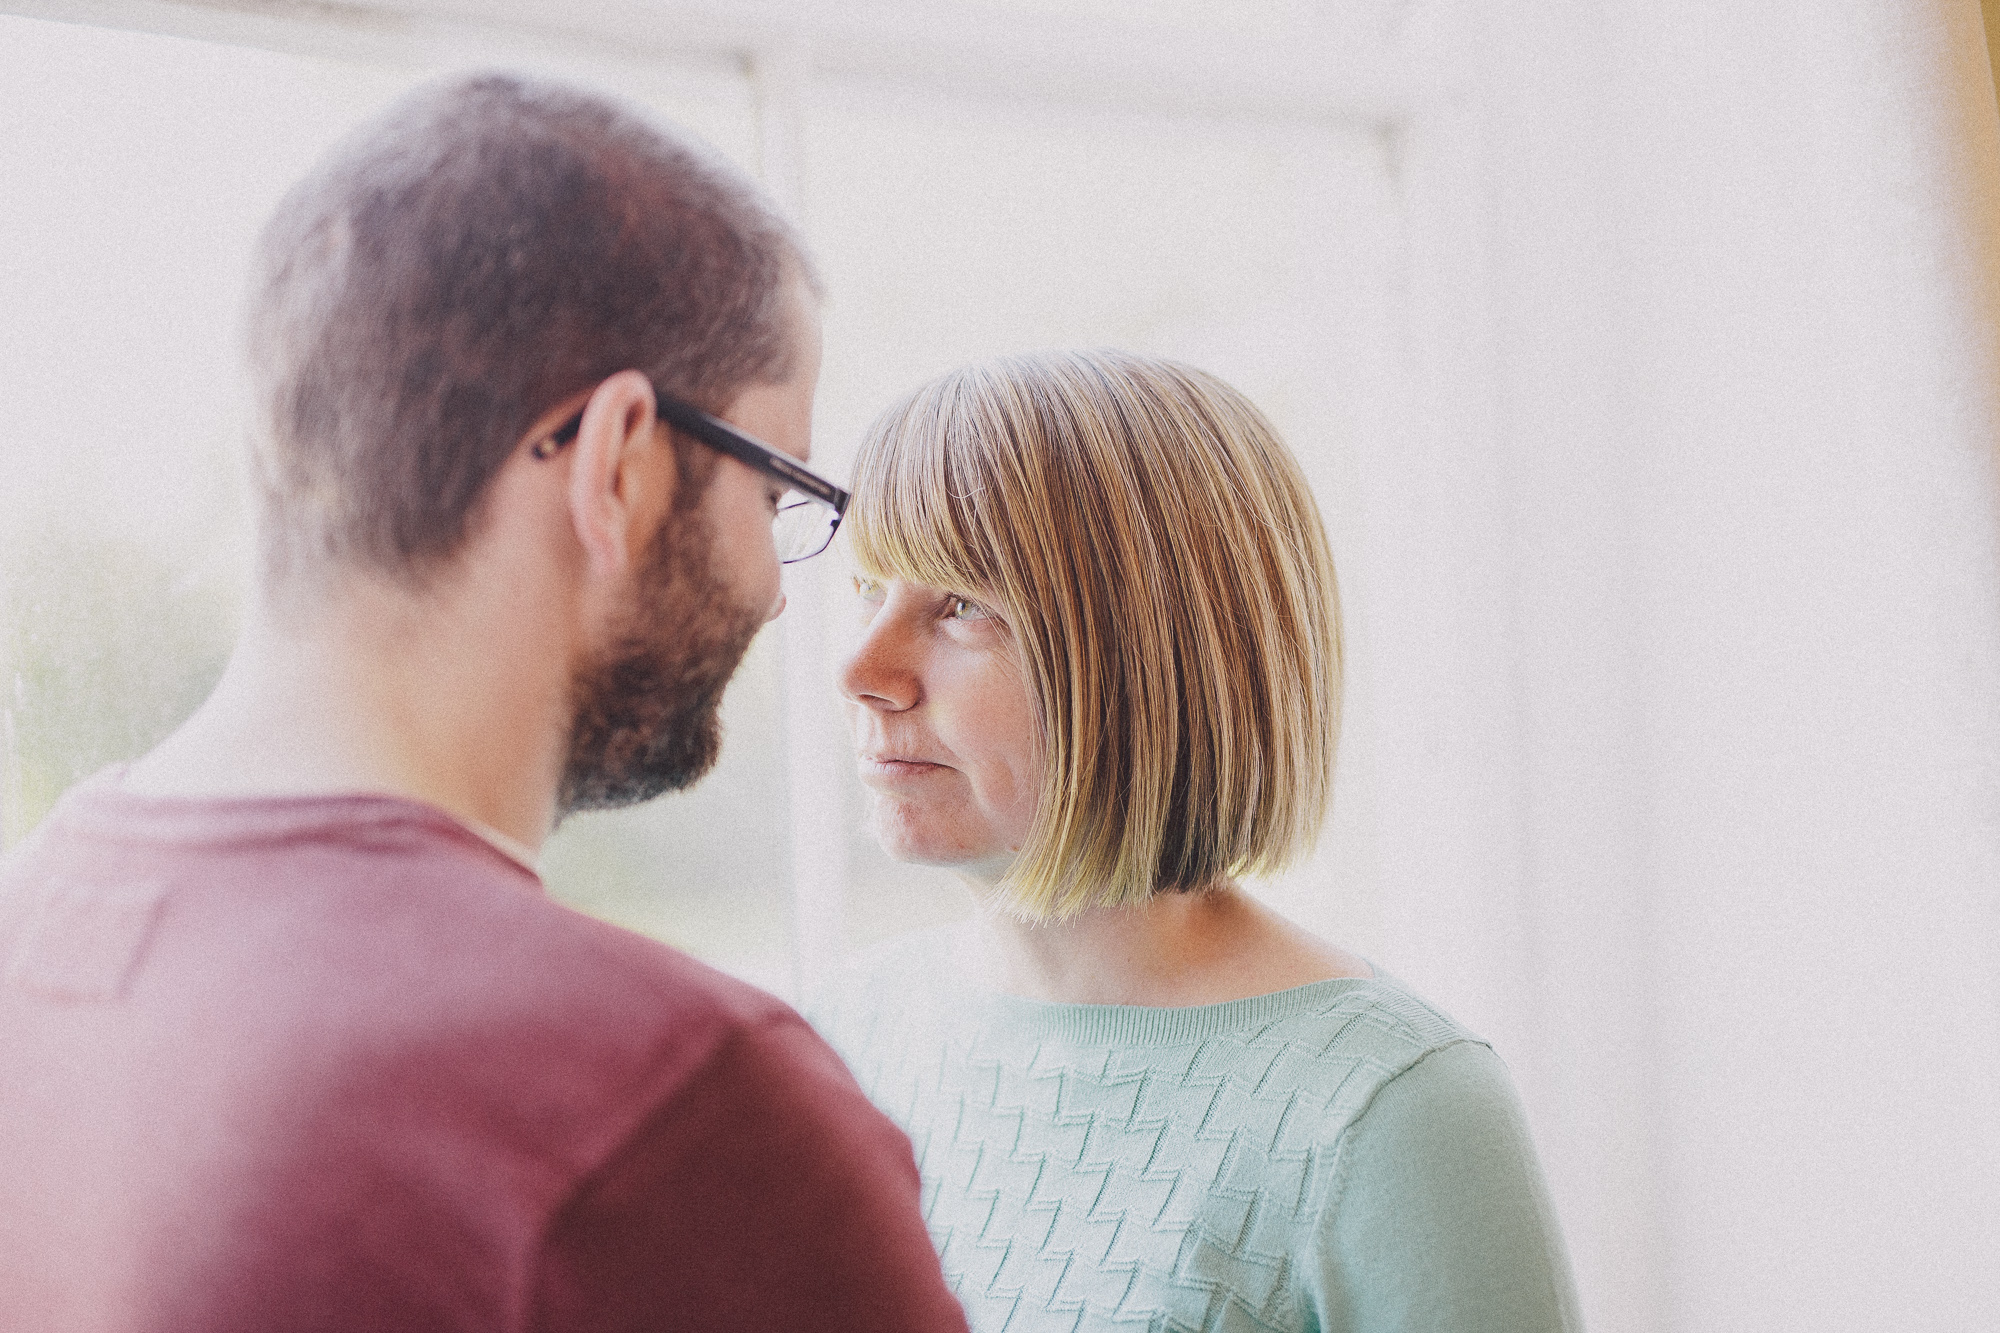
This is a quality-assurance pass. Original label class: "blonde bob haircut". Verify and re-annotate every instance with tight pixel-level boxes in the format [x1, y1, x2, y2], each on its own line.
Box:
[848, 349, 1342, 921]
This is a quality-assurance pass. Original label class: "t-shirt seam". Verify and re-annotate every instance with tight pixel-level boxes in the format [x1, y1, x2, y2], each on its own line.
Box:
[49, 781, 542, 890]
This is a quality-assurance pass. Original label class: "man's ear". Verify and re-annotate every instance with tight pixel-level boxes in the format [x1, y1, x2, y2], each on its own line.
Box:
[567, 370, 674, 578]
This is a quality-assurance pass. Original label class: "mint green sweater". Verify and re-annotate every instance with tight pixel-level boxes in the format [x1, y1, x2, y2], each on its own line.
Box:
[813, 933, 1581, 1333]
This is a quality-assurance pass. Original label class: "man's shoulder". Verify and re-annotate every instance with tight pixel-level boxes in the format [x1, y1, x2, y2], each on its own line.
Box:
[1, 782, 803, 1163]
[0, 785, 879, 1331]
[270, 815, 803, 1157]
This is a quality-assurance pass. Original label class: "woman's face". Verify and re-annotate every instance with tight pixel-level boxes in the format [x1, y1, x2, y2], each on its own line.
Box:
[837, 574, 1041, 882]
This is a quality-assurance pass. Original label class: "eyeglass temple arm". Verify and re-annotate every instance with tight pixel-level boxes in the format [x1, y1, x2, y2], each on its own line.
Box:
[539, 393, 850, 515]
[653, 396, 849, 513]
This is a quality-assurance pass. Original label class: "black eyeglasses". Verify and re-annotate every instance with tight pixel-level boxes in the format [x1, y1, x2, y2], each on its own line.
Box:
[534, 389, 848, 563]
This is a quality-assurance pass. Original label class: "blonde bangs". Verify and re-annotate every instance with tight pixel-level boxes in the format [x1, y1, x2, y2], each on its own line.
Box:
[844, 383, 1000, 601]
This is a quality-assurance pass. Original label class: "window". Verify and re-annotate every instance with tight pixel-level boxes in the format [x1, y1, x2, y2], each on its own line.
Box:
[0, 4, 1406, 1001]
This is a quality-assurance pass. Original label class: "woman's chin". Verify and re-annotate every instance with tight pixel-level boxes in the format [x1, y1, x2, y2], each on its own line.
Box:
[865, 810, 992, 874]
[872, 831, 978, 869]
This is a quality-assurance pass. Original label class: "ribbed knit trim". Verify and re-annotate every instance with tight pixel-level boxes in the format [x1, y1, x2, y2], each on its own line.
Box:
[979, 974, 1390, 1047]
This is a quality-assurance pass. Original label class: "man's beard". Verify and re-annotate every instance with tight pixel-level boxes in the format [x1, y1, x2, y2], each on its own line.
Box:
[556, 507, 766, 817]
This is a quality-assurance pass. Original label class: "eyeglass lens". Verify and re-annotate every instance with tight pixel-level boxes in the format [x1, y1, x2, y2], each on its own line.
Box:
[775, 497, 839, 564]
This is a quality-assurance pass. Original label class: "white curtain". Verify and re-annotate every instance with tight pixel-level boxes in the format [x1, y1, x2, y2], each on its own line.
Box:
[1374, 2, 2000, 1328]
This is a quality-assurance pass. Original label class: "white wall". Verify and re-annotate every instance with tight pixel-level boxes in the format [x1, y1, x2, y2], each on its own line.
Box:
[1379, 2, 2000, 1328]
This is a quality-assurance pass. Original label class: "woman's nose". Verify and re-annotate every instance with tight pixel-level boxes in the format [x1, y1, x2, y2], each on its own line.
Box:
[838, 619, 919, 711]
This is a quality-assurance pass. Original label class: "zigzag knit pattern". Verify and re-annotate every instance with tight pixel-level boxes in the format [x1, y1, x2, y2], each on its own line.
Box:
[812, 934, 1488, 1333]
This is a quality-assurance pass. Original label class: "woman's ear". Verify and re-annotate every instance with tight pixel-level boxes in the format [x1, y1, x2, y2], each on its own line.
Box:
[566, 369, 674, 578]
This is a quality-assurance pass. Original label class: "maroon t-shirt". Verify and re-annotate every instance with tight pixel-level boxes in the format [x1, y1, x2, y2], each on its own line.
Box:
[0, 775, 967, 1332]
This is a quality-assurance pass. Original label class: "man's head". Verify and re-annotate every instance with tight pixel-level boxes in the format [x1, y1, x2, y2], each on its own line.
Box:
[247, 72, 812, 581]
[246, 73, 821, 813]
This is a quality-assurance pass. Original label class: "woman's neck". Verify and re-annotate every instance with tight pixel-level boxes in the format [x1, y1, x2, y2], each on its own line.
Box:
[968, 883, 1372, 1007]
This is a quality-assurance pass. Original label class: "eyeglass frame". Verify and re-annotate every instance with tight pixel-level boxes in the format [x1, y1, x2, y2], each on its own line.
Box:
[534, 387, 849, 563]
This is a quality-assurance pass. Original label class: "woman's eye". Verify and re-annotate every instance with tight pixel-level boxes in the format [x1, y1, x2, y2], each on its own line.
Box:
[948, 596, 992, 622]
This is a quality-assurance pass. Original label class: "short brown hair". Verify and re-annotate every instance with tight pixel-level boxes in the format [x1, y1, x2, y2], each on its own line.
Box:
[849, 350, 1342, 921]
[246, 72, 813, 584]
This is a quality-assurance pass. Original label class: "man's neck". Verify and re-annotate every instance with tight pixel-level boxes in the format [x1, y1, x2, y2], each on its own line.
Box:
[123, 572, 571, 853]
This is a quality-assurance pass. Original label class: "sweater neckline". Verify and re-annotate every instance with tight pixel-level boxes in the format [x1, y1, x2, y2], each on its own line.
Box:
[975, 974, 1388, 1046]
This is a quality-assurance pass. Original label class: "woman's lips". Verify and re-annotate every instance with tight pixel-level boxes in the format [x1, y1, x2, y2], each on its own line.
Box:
[856, 755, 950, 783]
